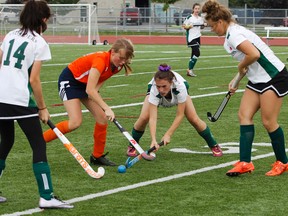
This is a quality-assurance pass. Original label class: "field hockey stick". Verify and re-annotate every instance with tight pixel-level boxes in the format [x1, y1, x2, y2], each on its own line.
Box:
[207, 72, 244, 122]
[193, 24, 204, 27]
[125, 141, 164, 168]
[113, 118, 155, 161]
[47, 120, 105, 179]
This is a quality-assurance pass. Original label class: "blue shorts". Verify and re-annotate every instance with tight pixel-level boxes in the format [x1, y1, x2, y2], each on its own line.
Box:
[246, 67, 288, 97]
[58, 67, 88, 101]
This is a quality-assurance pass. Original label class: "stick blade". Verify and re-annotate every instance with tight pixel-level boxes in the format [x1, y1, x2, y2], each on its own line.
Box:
[97, 167, 105, 176]
[142, 151, 156, 161]
[125, 157, 132, 168]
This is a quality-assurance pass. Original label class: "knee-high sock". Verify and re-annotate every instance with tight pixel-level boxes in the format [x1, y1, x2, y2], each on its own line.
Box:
[269, 127, 288, 163]
[0, 159, 5, 178]
[43, 120, 70, 143]
[92, 122, 108, 158]
[189, 55, 198, 70]
[240, 125, 254, 162]
[33, 162, 53, 200]
[198, 126, 217, 148]
[130, 128, 144, 146]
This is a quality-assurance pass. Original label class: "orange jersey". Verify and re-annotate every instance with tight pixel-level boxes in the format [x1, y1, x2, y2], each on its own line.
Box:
[68, 51, 123, 84]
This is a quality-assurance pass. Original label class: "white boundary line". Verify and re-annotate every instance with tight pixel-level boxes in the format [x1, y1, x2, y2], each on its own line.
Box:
[1, 152, 276, 216]
[49, 90, 245, 118]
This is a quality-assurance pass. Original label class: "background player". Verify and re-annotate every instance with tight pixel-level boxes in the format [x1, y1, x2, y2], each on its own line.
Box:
[182, 3, 207, 77]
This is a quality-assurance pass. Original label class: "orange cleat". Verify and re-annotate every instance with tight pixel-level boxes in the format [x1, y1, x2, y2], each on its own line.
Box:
[226, 161, 255, 177]
[265, 161, 288, 176]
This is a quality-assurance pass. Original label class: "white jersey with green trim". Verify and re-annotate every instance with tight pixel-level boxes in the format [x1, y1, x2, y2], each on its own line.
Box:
[224, 24, 285, 84]
[148, 71, 188, 107]
[0, 29, 51, 107]
[183, 14, 204, 42]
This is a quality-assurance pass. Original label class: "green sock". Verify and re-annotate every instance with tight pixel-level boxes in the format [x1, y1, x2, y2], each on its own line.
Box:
[129, 128, 144, 146]
[269, 127, 288, 163]
[198, 126, 217, 148]
[33, 162, 53, 200]
[188, 56, 198, 70]
[239, 125, 254, 162]
[0, 160, 5, 177]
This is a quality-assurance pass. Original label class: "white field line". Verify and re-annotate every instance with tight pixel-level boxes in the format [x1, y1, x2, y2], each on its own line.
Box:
[199, 86, 219, 90]
[1, 89, 244, 216]
[1, 152, 276, 216]
[42, 51, 288, 67]
[49, 89, 245, 118]
[40, 51, 288, 85]
[40, 65, 238, 84]
[106, 84, 129, 88]
[42, 54, 233, 67]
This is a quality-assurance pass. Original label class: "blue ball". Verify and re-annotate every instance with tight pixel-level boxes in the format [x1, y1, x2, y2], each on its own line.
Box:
[118, 165, 126, 173]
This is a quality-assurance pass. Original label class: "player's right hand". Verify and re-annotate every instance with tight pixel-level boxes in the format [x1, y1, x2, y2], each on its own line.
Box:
[39, 108, 50, 124]
[104, 108, 115, 121]
[150, 140, 160, 151]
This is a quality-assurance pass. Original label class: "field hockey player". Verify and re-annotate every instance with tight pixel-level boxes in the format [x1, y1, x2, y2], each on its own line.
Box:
[0, 0, 73, 209]
[127, 63, 223, 157]
[42, 38, 134, 167]
[203, 0, 288, 176]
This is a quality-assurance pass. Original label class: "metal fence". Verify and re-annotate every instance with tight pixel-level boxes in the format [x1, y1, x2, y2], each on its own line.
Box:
[0, 4, 287, 44]
[95, 6, 288, 35]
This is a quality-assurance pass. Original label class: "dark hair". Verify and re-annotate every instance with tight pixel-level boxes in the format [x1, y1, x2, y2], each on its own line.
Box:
[154, 63, 175, 82]
[202, 0, 233, 23]
[192, 3, 201, 13]
[20, 0, 51, 36]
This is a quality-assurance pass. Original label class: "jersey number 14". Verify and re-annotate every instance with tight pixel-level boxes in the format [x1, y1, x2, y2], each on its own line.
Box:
[3, 39, 28, 70]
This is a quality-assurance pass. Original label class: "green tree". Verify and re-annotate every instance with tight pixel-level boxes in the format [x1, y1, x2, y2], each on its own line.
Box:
[151, 0, 180, 11]
[151, 0, 181, 31]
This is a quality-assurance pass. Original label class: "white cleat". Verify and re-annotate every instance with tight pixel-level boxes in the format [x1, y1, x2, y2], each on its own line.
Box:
[187, 69, 197, 77]
[0, 196, 7, 203]
[39, 196, 74, 209]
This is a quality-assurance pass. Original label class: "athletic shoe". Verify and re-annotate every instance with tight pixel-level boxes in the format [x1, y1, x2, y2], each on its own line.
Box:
[265, 161, 288, 176]
[90, 152, 117, 166]
[226, 161, 255, 177]
[210, 144, 223, 157]
[127, 145, 138, 157]
[0, 196, 6, 203]
[39, 196, 74, 209]
[187, 69, 197, 77]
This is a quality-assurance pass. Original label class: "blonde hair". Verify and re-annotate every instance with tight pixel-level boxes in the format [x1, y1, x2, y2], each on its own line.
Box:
[111, 38, 134, 75]
[202, 0, 233, 23]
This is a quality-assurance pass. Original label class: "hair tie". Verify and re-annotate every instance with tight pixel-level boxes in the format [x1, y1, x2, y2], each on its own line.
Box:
[158, 65, 171, 72]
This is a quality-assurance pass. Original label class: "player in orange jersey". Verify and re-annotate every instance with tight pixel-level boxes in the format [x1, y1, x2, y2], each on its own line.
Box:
[43, 38, 134, 166]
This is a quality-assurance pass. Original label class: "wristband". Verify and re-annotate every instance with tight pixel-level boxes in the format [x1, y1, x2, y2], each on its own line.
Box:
[38, 107, 47, 110]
